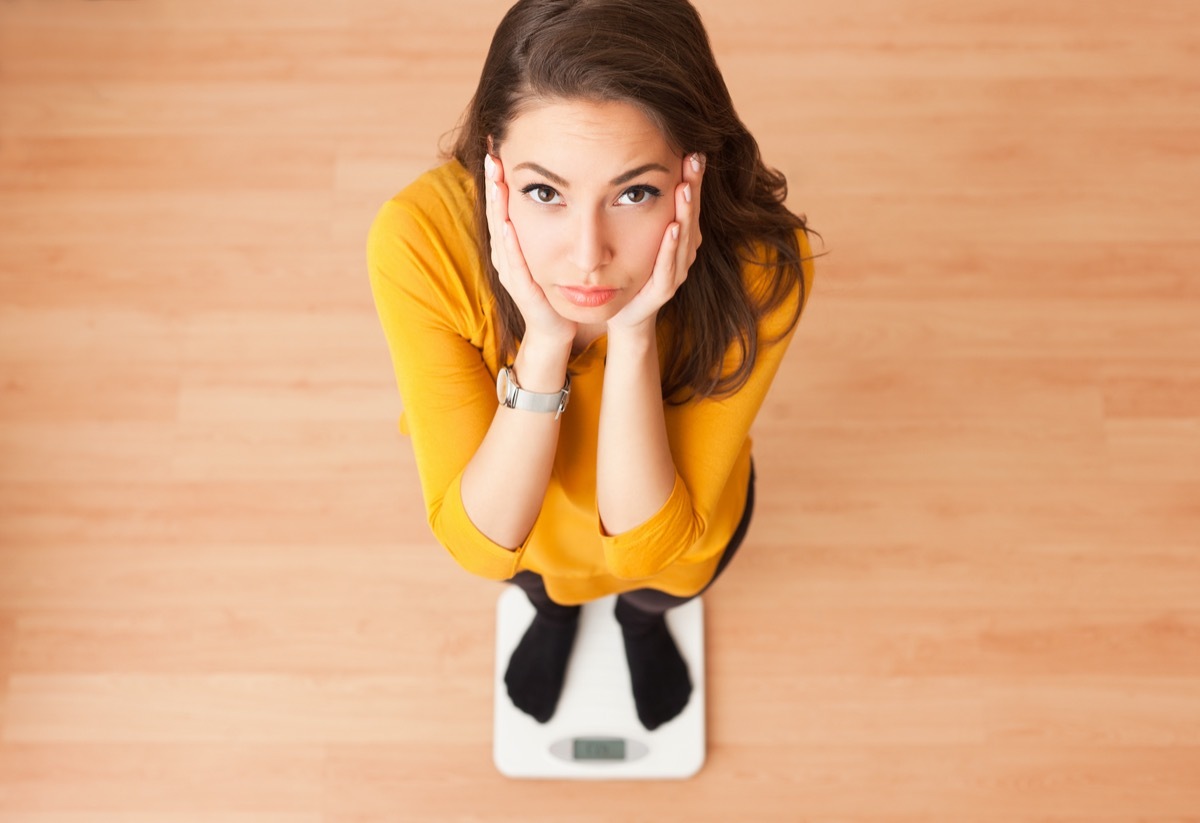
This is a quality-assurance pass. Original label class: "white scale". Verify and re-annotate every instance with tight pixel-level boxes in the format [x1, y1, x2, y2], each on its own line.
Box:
[493, 585, 706, 779]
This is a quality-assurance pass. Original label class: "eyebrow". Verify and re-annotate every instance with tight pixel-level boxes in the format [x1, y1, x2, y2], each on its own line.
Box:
[511, 162, 671, 187]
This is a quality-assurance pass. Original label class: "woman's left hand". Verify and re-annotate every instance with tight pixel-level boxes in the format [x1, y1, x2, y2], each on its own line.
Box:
[606, 152, 705, 335]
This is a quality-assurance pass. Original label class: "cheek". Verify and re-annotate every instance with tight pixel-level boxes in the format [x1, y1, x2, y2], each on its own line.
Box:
[507, 210, 559, 286]
[618, 214, 673, 278]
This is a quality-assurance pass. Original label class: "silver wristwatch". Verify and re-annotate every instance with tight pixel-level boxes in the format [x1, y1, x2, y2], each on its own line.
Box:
[496, 366, 571, 420]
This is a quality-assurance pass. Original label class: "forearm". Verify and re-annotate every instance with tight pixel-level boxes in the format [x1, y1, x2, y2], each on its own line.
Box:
[460, 334, 572, 550]
[596, 325, 677, 535]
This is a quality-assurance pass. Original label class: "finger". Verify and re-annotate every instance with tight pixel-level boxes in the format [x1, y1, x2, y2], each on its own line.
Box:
[492, 187, 539, 301]
[494, 165, 512, 228]
[490, 157, 530, 279]
[500, 221, 559, 315]
[490, 158, 523, 274]
[678, 152, 704, 271]
[499, 212, 536, 285]
[490, 195, 509, 276]
[649, 221, 683, 300]
[685, 151, 706, 200]
[484, 157, 502, 269]
[674, 180, 695, 278]
[686, 153, 704, 243]
[493, 179, 519, 280]
[487, 158, 521, 282]
[608, 222, 683, 328]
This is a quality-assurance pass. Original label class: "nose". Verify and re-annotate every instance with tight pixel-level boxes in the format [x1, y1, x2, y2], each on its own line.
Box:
[567, 209, 611, 278]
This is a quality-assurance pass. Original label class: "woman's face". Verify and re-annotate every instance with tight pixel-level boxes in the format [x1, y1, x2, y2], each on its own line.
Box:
[496, 98, 681, 329]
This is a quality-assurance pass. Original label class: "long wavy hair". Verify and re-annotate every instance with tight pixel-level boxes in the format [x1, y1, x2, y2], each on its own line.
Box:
[449, 0, 814, 402]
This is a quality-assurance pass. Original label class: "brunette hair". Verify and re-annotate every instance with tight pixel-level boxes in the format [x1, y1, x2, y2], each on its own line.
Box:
[449, 0, 814, 402]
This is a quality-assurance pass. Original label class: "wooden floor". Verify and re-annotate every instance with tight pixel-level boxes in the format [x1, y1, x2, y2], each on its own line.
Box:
[2, 0, 1198, 818]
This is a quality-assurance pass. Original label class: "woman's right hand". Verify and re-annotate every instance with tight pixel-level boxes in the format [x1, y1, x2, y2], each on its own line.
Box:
[485, 153, 578, 348]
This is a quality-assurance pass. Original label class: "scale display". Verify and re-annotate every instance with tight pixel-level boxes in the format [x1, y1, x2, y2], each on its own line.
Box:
[493, 587, 706, 780]
[546, 735, 649, 763]
[574, 738, 625, 761]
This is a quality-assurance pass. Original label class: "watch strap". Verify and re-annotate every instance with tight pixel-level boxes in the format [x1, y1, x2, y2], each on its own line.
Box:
[498, 366, 570, 419]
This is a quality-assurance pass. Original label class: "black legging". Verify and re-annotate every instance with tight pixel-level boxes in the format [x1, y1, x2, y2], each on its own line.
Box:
[507, 463, 756, 620]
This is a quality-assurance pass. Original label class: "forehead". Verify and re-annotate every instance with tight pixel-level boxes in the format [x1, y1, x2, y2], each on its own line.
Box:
[502, 98, 675, 174]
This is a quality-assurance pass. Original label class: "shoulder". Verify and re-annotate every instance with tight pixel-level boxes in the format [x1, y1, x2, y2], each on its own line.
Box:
[739, 226, 816, 325]
[368, 159, 477, 258]
[366, 160, 490, 332]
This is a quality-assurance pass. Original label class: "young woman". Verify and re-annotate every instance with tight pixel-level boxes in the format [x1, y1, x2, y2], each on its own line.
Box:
[368, 0, 816, 732]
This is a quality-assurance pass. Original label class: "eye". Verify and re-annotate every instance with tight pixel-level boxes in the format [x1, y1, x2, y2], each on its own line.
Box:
[617, 185, 663, 206]
[519, 184, 563, 206]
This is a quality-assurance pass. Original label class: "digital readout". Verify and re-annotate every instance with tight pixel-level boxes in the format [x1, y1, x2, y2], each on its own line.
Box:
[572, 738, 626, 760]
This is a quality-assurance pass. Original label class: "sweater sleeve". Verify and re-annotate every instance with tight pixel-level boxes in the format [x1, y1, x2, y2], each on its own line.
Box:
[600, 230, 815, 580]
[367, 193, 526, 581]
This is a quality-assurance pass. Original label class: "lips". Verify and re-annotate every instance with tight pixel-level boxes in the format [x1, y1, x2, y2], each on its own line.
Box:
[558, 286, 619, 307]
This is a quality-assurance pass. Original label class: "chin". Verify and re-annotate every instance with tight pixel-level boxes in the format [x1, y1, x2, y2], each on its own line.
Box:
[556, 303, 619, 325]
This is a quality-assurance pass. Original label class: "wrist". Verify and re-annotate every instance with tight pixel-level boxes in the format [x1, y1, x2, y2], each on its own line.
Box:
[605, 319, 658, 353]
[512, 333, 572, 393]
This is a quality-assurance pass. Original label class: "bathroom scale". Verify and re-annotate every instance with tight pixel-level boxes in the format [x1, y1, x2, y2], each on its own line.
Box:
[493, 585, 706, 780]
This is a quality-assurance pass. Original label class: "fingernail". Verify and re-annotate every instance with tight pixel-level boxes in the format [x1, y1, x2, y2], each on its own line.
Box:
[484, 154, 495, 179]
[671, 224, 680, 240]
[491, 181, 498, 200]
[683, 183, 692, 203]
[690, 153, 702, 173]
[503, 222, 511, 239]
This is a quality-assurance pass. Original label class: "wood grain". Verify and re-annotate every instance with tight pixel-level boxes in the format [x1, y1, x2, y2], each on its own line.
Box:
[2, 0, 1198, 818]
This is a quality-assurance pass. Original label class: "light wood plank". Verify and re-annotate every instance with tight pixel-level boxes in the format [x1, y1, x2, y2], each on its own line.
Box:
[2, 0, 1198, 817]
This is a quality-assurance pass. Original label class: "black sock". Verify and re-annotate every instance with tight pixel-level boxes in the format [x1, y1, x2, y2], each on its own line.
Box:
[504, 600, 581, 724]
[614, 597, 693, 731]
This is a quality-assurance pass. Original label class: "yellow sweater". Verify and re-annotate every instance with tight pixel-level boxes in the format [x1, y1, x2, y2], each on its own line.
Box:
[367, 160, 814, 606]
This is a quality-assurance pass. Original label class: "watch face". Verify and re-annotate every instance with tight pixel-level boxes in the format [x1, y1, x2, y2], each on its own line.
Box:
[496, 368, 508, 404]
